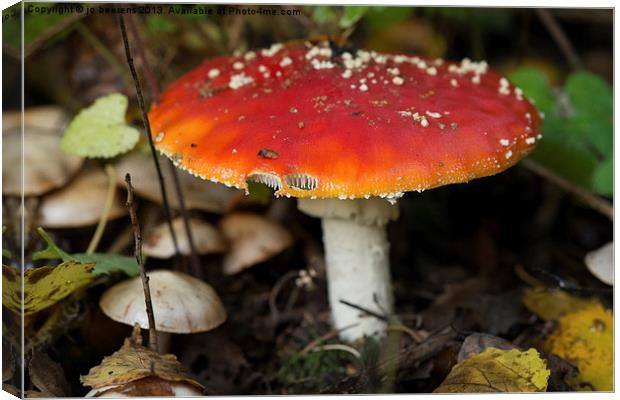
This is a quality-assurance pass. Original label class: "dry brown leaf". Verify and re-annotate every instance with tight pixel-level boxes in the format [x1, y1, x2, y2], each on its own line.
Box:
[81, 325, 203, 391]
[434, 348, 550, 393]
[544, 303, 612, 391]
[29, 351, 70, 396]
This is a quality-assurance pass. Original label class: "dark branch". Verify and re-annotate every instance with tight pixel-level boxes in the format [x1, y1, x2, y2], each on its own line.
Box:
[124, 173, 158, 352]
[124, 14, 203, 278]
[118, 14, 180, 258]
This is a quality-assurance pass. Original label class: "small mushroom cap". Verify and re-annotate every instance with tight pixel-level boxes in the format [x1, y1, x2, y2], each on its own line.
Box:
[219, 213, 293, 275]
[115, 152, 243, 213]
[100, 270, 227, 334]
[3, 124, 83, 197]
[143, 217, 228, 259]
[149, 41, 541, 199]
[39, 166, 127, 228]
[3, 106, 69, 132]
[584, 242, 613, 285]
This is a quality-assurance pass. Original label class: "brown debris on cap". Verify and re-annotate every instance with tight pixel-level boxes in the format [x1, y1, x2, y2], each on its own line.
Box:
[149, 41, 541, 199]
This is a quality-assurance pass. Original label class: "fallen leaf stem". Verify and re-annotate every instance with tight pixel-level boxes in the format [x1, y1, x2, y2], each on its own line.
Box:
[124, 173, 158, 352]
[522, 159, 613, 221]
[86, 164, 116, 254]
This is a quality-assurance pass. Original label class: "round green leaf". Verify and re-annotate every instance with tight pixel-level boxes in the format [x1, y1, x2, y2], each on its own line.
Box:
[592, 158, 613, 197]
[61, 93, 140, 159]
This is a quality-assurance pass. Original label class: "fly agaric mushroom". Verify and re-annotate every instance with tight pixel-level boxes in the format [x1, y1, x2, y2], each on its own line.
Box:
[100, 270, 226, 352]
[148, 41, 541, 341]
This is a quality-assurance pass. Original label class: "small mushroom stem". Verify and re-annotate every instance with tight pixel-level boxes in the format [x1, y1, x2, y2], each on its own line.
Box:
[86, 164, 116, 254]
[298, 198, 398, 342]
[157, 331, 172, 354]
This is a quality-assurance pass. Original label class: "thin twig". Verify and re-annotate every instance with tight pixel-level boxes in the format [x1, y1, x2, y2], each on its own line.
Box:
[125, 14, 202, 277]
[521, 159, 613, 221]
[339, 299, 389, 322]
[535, 9, 583, 71]
[124, 173, 158, 352]
[124, 15, 160, 101]
[118, 15, 180, 259]
[386, 324, 424, 343]
[168, 163, 202, 277]
[86, 164, 116, 254]
[269, 270, 299, 324]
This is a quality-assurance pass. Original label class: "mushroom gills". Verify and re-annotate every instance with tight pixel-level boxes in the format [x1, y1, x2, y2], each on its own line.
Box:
[284, 173, 319, 190]
[246, 172, 282, 191]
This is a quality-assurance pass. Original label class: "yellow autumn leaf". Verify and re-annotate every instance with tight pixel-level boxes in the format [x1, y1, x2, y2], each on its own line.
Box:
[522, 286, 598, 321]
[434, 348, 550, 393]
[81, 325, 203, 391]
[544, 303, 613, 391]
[2, 261, 95, 315]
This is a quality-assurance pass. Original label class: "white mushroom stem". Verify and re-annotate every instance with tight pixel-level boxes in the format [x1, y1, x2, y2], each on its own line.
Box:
[298, 198, 398, 342]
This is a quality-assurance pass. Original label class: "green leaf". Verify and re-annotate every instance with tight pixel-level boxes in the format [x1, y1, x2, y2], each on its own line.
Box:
[3, 261, 96, 315]
[339, 6, 370, 29]
[565, 72, 612, 119]
[32, 227, 73, 262]
[508, 68, 554, 114]
[32, 228, 138, 276]
[3, 3, 75, 53]
[61, 93, 140, 158]
[531, 128, 599, 189]
[592, 158, 613, 197]
[73, 253, 139, 277]
[309, 6, 338, 25]
[364, 7, 413, 30]
[146, 15, 176, 34]
[565, 72, 613, 158]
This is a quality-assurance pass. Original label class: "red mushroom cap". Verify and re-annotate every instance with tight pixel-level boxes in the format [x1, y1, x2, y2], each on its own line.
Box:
[149, 41, 541, 199]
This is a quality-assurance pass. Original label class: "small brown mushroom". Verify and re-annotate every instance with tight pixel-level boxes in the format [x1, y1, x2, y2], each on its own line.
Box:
[584, 242, 613, 285]
[38, 166, 127, 228]
[143, 217, 227, 259]
[115, 152, 243, 213]
[2, 108, 83, 197]
[100, 270, 226, 334]
[219, 213, 293, 275]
